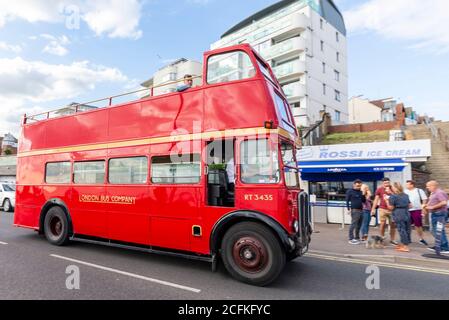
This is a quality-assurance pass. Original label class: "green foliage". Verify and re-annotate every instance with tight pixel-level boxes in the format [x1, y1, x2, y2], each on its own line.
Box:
[321, 131, 390, 145]
[208, 163, 226, 170]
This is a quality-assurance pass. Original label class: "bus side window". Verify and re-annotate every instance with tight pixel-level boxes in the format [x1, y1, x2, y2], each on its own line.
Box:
[73, 161, 105, 184]
[109, 157, 148, 184]
[46, 162, 71, 184]
[151, 154, 201, 184]
[240, 139, 280, 184]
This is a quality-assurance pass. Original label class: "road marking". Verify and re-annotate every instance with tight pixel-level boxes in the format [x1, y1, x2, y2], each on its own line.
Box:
[306, 253, 449, 276]
[0, 241, 8, 245]
[50, 254, 201, 293]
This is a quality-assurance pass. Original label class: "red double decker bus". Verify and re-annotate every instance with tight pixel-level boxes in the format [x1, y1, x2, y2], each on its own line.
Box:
[15, 44, 311, 286]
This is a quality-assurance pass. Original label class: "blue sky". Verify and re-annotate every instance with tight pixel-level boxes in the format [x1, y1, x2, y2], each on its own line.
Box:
[0, 0, 448, 135]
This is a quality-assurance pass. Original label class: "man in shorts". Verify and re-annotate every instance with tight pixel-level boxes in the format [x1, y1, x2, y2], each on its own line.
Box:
[372, 177, 398, 245]
[405, 180, 428, 246]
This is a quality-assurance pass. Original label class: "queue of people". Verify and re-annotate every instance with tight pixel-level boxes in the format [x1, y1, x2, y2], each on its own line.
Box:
[345, 178, 449, 255]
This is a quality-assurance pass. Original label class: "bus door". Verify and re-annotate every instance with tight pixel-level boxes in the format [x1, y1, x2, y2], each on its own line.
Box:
[148, 152, 202, 252]
[205, 139, 236, 208]
[70, 159, 108, 238]
[106, 156, 151, 246]
[192, 138, 237, 252]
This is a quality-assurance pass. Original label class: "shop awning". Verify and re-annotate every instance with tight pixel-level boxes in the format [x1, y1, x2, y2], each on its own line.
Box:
[298, 158, 407, 174]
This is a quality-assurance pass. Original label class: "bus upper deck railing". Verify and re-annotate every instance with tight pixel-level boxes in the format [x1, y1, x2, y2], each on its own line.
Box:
[24, 75, 202, 124]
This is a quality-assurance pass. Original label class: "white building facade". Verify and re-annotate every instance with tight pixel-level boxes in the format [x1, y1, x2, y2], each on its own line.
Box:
[141, 58, 203, 97]
[348, 96, 383, 124]
[211, 0, 349, 128]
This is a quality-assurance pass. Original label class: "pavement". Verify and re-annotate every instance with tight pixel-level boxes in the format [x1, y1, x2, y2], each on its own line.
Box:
[1, 211, 449, 300]
[309, 222, 449, 271]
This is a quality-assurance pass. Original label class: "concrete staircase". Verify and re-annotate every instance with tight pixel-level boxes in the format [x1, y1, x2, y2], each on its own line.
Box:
[406, 122, 449, 190]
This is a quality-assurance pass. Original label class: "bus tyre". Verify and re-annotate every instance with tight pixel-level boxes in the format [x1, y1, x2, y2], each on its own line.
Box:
[221, 222, 285, 286]
[3, 199, 12, 212]
[44, 207, 70, 246]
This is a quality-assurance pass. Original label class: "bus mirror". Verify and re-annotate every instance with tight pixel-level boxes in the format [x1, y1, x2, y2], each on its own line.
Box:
[264, 121, 274, 129]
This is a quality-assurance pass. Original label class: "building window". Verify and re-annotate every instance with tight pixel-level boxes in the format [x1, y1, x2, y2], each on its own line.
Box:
[323, 83, 326, 95]
[291, 102, 300, 108]
[74, 161, 105, 184]
[320, 40, 324, 52]
[151, 154, 201, 184]
[336, 52, 340, 62]
[334, 70, 340, 81]
[109, 157, 148, 184]
[162, 73, 176, 83]
[336, 32, 339, 42]
[45, 162, 71, 184]
[335, 90, 341, 102]
[322, 62, 326, 73]
[335, 110, 341, 122]
[320, 19, 324, 29]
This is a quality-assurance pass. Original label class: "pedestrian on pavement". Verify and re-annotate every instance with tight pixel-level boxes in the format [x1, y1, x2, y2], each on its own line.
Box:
[372, 178, 398, 245]
[405, 180, 429, 246]
[361, 184, 374, 242]
[386, 182, 412, 253]
[423, 180, 449, 255]
[346, 179, 366, 245]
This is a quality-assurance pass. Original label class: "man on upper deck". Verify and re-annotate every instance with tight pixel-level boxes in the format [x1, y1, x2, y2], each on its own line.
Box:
[176, 74, 194, 92]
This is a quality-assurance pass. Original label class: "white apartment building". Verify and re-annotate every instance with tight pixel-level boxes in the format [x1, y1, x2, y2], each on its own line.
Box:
[141, 58, 202, 97]
[348, 96, 382, 124]
[211, 0, 348, 128]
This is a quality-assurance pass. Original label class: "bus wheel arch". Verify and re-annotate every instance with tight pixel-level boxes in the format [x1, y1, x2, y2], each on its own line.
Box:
[210, 211, 291, 286]
[39, 199, 73, 240]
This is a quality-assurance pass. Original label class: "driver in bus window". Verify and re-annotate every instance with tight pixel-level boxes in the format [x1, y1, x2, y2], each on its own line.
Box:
[225, 156, 235, 191]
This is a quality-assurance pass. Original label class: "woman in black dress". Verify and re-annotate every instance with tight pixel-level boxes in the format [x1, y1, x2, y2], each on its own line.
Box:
[385, 182, 412, 252]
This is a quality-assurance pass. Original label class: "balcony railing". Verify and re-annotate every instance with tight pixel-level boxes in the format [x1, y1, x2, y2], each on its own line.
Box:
[273, 60, 305, 80]
[282, 81, 306, 99]
[261, 37, 306, 61]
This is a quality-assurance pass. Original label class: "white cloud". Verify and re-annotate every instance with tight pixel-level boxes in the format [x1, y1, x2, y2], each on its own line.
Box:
[344, 0, 449, 54]
[0, 41, 22, 53]
[83, 0, 143, 39]
[0, 0, 62, 27]
[0, 57, 130, 135]
[41, 34, 71, 56]
[0, 0, 144, 40]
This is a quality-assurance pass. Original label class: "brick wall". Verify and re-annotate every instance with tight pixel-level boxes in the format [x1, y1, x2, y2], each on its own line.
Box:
[412, 168, 431, 190]
[328, 121, 400, 134]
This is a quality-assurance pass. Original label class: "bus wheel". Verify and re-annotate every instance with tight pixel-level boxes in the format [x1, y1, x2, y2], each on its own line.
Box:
[44, 207, 70, 246]
[221, 222, 285, 286]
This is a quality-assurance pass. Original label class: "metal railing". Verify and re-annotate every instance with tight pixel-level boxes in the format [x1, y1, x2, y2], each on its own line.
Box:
[24, 75, 202, 124]
[438, 128, 449, 152]
[423, 115, 439, 139]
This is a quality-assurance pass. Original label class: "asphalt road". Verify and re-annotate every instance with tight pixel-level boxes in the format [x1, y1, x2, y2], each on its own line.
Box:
[1, 211, 448, 300]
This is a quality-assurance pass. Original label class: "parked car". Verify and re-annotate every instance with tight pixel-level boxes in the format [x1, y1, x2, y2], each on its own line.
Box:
[0, 182, 15, 212]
